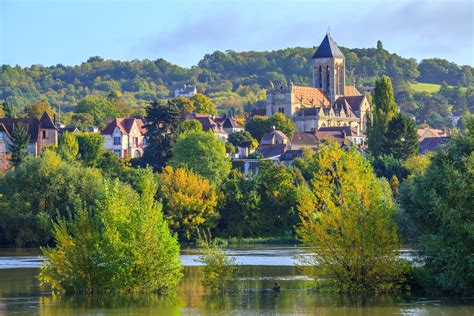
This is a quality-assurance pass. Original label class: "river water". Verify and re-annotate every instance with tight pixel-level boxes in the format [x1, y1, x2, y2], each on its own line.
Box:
[0, 247, 473, 315]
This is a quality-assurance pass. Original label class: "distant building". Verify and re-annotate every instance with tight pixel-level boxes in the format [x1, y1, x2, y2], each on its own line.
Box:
[0, 112, 58, 171]
[417, 128, 446, 142]
[174, 84, 197, 98]
[265, 33, 371, 134]
[101, 118, 146, 158]
[185, 113, 228, 140]
[419, 136, 450, 155]
[256, 128, 289, 159]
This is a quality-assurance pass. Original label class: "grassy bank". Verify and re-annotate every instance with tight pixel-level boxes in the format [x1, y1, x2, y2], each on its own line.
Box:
[194, 237, 301, 247]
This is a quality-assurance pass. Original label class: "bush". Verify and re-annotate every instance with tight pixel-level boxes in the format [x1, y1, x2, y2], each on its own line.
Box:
[38, 171, 183, 294]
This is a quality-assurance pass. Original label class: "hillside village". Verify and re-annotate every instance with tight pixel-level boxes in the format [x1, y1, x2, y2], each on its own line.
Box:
[0, 34, 450, 172]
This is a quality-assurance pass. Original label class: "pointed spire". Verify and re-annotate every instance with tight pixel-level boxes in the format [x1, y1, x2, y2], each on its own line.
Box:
[312, 33, 344, 59]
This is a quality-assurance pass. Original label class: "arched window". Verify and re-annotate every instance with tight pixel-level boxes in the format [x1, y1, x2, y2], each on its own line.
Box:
[318, 66, 322, 88]
[326, 65, 330, 91]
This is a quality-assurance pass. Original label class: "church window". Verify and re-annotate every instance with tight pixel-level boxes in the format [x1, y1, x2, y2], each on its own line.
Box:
[318, 66, 322, 88]
[326, 65, 330, 91]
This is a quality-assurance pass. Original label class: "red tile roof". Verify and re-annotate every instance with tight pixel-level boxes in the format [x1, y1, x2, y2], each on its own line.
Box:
[101, 118, 146, 136]
[291, 85, 331, 107]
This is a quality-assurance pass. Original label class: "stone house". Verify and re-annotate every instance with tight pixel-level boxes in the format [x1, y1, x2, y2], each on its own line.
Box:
[174, 84, 197, 98]
[101, 118, 146, 158]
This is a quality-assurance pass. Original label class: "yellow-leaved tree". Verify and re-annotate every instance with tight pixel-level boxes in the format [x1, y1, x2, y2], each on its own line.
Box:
[295, 142, 405, 292]
[158, 166, 219, 241]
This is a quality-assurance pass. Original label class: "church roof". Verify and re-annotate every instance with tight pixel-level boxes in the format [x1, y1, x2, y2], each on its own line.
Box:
[291, 85, 331, 107]
[312, 34, 344, 59]
[344, 86, 362, 96]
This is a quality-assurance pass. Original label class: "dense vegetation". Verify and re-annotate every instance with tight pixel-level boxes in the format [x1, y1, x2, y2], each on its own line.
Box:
[2, 42, 473, 130]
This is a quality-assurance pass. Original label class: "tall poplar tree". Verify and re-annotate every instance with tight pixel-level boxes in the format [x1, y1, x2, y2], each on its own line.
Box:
[368, 76, 398, 156]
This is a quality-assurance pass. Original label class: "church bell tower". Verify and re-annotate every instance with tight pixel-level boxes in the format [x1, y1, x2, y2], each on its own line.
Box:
[312, 33, 345, 105]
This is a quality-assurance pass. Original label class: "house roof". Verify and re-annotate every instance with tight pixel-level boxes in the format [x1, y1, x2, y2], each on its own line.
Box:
[101, 118, 146, 136]
[291, 85, 331, 107]
[316, 126, 355, 144]
[250, 108, 266, 117]
[419, 136, 450, 155]
[261, 130, 289, 144]
[343, 86, 362, 97]
[0, 117, 42, 143]
[280, 149, 304, 161]
[312, 34, 345, 59]
[222, 117, 242, 129]
[291, 132, 319, 147]
[342, 95, 365, 112]
[417, 128, 444, 138]
[256, 143, 287, 159]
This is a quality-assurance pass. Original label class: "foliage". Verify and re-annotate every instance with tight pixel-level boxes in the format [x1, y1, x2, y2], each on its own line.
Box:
[296, 143, 404, 292]
[270, 113, 296, 137]
[256, 160, 300, 237]
[219, 170, 262, 237]
[158, 166, 218, 241]
[170, 130, 231, 184]
[142, 99, 183, 171]
[1, 101, 17, 118]
[76, 132, 105, 167]
[382, 113, 419, 160]
[76, 96, 117, 126]
[368, 76, 398, 157]
[198, 233, 239, 293]
[38, 171, 183, 294]
[227, 130, 256, 149]
[0, 151, 104, 246]
[244, 115, 271, 141]
[177, 119, 202, 135]
[57, 132, 79, 162]
[190, 93, 216, 115]
[26, 99, 55, 118]
[7, 124, 30, 167]
[173, 96, 195, 113]
[399, 123, 474, 295]
[371, 154, 408, 180]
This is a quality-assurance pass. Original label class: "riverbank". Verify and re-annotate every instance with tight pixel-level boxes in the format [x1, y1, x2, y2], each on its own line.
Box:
[1, 246, 473, 315]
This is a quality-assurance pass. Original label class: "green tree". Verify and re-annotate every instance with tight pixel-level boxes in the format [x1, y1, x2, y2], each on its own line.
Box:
[244, 115, 271, 141]
[76, 132, 105, 167]
[57, 132, 79, 162]
[190, 93, 217, 115]
[219, 170, 262, 237]
[257, 160, 300, 236]
[399, 122, 474, 294]
[171, 131, 231, 184]
[0, 151, 105, 246]
[158, 166, 218, 241]
[177, 119, 202, 135]
[7, 124, 30, 167]
[38, 171, 183, 294]
[227, 130, 256, 148]
[76, 96, 117, 126]
[368, 76, 398, 156]
[270, 112, 296, 137]
[142, 100, 183, 171]
[27, 99, 54, 118]
[174, 96, 195, 113]
[297, 143, 404, 292]
[1, 101, 17, 118]
[382, 113, 419, 160]
[198, 233, 239, 293]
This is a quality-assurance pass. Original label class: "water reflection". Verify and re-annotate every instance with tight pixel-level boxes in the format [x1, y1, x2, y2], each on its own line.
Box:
[0, 248, 473, 315]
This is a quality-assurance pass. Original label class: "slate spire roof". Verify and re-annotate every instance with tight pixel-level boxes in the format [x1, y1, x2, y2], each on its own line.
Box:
[312, 34, 344, 59]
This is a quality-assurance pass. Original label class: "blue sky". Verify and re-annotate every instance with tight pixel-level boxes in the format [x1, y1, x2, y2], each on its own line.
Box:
[1, 0, 473, 68]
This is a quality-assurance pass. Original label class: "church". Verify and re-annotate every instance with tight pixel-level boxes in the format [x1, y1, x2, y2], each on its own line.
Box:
[266, 33, 372, 134]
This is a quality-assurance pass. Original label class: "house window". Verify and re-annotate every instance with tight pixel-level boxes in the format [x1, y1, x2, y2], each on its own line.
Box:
[114, 149, 121, 157]
[0, 132, 3, 139]
[133, 137, 138, 147]
[42, 130, 47, 139]
[113, 137, 121, 145]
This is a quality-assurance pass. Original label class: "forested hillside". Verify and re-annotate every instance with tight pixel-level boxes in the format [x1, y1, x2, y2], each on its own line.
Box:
[1, 41, 473, 129]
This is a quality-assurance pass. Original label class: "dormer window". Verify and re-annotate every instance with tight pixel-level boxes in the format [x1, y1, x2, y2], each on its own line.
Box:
[113, 137, 121, 145]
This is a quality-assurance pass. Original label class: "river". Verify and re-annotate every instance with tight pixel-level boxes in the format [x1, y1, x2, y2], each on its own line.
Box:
[1, 247, 473, 315]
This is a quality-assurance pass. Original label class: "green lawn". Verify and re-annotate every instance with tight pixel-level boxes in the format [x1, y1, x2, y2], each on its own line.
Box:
[408, 82, 442, 93]
[409, 82, 468, 94]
